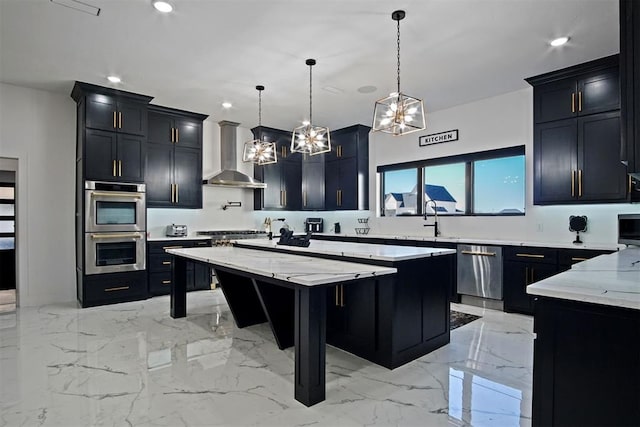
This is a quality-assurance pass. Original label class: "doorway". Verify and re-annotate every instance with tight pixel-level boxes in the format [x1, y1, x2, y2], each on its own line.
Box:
[0, 169, 16, 313]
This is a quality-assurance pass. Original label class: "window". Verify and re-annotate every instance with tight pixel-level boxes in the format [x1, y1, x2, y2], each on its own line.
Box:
[382, 168, 418, 217]
[473, 156, 525, 214]
[423, 163, 466, 215]
[0, 183, 15, 250]
[378, 146, 525, 216]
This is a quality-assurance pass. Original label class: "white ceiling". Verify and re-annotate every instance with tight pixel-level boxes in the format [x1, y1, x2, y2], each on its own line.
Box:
[0, 0, 619, 131]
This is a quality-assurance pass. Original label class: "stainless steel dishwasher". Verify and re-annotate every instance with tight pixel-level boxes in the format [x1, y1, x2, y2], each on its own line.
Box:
[457, 244, 503, 300]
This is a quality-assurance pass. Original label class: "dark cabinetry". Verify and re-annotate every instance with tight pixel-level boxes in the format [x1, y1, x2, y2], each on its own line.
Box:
[79, 270, 147, 308]
[532, 297, 640, 426]
[326, 282, 376, 356]
[302, 154, 325, 210]
[85, 92, 148, 136]
[85, 129, 145, 182]
[324, 125, 370, 211]
[527, 55, 629, 204]
[146, 106, 208, 209]
[503, 246, 613, 315]
[620, 0, 640, 200]
[253, 126, 302, 210]
[148, 239, 212, 296]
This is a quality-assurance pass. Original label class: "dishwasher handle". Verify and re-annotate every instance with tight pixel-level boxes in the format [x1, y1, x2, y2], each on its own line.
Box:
[461, 250, 497, 257]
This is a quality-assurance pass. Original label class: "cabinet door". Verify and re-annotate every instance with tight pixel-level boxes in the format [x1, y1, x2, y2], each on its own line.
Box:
[337, 157, 358, 210]
[85, 129, 117, 181]
[325, 159, 340, 210]
[174, 118, 201, 149]
[146, 143, 174, 207]
[148, 112, 174, 145]
[116, 134, 145, 182]
[578, 111, 627, 201]
[193, 263, 211, 290]
[534, 119, 577, 204]
[262, 163, 284, 209]
[578, 69, 620, 116]
[85, 94, 118, 132]
[534, 80, 577, 123]
[281, 161, 301, 210]
[504, 262, 557, 314]
[327, 283, 375, 355]
[302, 160, 325, 210]
[117, 101, 147, 136]
[174, 147, 202, 208]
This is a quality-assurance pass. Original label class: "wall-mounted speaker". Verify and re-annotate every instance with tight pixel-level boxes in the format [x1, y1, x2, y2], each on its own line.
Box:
[569, 215, 588, 244]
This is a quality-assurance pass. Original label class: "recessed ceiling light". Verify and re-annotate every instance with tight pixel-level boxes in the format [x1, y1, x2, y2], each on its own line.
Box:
[550, 36, 570, 47]
[152, 1, 173, 13]
[222, 102, 232, 109]
[357, 85, 377, 94]
[107, 75, 121, 83]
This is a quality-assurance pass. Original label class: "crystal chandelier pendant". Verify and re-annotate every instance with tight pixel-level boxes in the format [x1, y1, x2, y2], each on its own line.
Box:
[243, 85, 277, 165]
[291, 59, 331, 155]
[372, 10, 426, 136]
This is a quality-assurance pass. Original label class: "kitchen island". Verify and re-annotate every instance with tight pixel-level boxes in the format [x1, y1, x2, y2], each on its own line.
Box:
[527, 247, 640, 426]
[166, 245, 396, 406]
[233, 238, 456, 369]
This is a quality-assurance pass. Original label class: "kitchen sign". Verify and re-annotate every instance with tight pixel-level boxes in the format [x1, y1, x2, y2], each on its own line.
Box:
[419, 129, 459, 146]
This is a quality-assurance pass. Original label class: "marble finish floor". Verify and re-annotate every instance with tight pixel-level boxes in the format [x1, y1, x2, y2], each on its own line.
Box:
[0, 290, 534, 426]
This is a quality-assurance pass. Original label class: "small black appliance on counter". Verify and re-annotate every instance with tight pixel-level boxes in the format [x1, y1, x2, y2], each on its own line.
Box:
[304, 218, 323, 233]
[166, 224, 188, 237]
[277, 230, 311, 247]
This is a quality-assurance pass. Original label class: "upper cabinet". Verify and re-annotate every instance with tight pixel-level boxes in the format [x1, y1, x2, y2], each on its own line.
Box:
[71, 82, 153, 183]
[325, 125, 370, 211]
[252, 124, 370, 211]
[620, 0, 640, 200]
[527, 55, 630, 204]
[146, 105, 208, 209]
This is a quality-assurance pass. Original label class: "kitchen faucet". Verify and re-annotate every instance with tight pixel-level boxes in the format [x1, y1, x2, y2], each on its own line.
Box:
[423, 199, 440, 237]
[265, 217, 288, 240]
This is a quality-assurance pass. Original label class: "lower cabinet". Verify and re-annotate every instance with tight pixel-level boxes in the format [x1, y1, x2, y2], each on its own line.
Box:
[326, 281, 376, 356]
[80, 270, 147, 308]
[532, 297, 640, 426]
[147, 239, 212, 296]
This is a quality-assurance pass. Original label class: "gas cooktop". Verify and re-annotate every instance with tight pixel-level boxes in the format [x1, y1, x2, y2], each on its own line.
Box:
[196, 230, 267, 239]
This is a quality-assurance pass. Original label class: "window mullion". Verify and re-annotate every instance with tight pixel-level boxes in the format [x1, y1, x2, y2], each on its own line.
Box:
[466, 162, 473, 214]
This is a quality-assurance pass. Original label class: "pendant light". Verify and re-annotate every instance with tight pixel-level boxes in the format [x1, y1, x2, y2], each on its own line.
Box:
[243, 85, 277, 165]
[291, 59, 331, 155]
[372, 10, 426, 136]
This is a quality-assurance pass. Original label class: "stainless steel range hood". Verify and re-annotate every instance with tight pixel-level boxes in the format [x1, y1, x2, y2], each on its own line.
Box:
[204, 120, 266, 189]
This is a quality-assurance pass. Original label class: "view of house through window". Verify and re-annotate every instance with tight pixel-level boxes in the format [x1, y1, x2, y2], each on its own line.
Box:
[379, 146, 525, 217]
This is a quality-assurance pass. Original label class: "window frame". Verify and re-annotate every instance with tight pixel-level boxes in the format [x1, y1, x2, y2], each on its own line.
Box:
[0, 183, 15, 239]
[377, 145, 525, 217]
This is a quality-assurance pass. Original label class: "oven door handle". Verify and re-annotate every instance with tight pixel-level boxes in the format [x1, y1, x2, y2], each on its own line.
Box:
[90, 233, 143, 239]
[90, 191, 143, 199]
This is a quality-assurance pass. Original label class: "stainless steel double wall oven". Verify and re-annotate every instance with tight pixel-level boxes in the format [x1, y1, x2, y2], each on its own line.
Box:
[84, 180, 146, 275]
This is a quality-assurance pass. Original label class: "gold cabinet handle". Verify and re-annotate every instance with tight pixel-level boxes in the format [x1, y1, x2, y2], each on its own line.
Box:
[571, 170, 575, 197]
[162, 245, 184, 250]
[91, 191, 141, 199]
[303, 191, 307, 207]
[571, 93, 575, 113]
[283, 190, 286, 206]
[578, 169, 582, 197]
[516, 253, 545, 259]
[162, 261, 171, 265]
[578, 91, 582, 112]
[175, 127, 179, 142]
[461, 250, 496, 256]
[162, 280, 171, 285]
[118, 111, 122, 129]
[340, 284, 345, 307]
[525, 266, 530, 286]
[335, 286, 339, 306]
[90, 232, 142, 239]
[175, 184, 179, 203]
[118, 160, 122, 177]
[105, 286, 129, 292]
[628, 175, 632, 195]
[170, 184, 174, 203]
[112, 160, 117, 177]
[171, 128, 175, 143]
[571, 257, 588, 262]
[196, 241, 209, 246]
[113, 111, 117, 128]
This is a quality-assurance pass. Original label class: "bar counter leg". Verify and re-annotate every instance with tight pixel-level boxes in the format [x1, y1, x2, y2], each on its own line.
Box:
[294, 286, 326, 406]
[170, 256, 187, 318]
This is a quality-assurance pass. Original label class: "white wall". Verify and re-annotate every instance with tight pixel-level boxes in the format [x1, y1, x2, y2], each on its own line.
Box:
[0, 83, 76, 306]
[367, 88, 640, 246]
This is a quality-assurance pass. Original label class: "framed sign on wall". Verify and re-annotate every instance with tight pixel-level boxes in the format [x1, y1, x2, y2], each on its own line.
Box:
[419, 129, 459, 146]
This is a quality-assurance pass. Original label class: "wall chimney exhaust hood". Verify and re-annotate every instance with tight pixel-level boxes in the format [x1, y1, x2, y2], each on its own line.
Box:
[204, 120, 266, 189]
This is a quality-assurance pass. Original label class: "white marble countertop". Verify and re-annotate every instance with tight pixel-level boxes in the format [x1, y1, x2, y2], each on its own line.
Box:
[312, 232, 622, 251]
[234, 238, 456, 262]
[527, 247, 640, 310]
[166, 246, 397, 287]
[148, 235, 212, 242]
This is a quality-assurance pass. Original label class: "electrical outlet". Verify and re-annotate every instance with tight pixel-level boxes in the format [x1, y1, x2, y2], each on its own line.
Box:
[536, 223, 543, 232]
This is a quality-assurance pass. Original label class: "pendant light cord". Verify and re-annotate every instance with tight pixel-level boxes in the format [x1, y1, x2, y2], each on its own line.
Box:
[309, 63, 313, 124]
[397, 17, 401, 95]
[258, 89, 262, 126]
